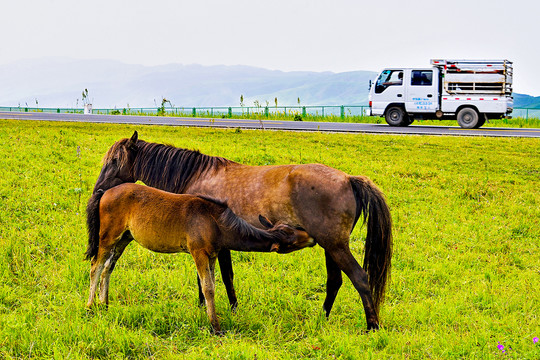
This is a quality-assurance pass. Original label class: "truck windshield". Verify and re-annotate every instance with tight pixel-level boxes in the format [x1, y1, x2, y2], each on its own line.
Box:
[375, 70, 403, 93]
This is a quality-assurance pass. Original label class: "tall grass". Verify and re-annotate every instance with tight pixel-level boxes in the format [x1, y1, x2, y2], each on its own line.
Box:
[0, 119, 538, 359]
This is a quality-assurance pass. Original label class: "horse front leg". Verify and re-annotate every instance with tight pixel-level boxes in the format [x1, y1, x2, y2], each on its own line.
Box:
[327, 246, 379, 330]
[218, 250, 238, 311]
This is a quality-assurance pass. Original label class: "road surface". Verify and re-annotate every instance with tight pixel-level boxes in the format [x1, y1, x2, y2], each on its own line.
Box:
[2, 111, 540, 138]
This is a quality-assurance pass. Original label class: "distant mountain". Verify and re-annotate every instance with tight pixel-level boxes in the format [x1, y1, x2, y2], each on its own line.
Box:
[0, 58, 537, 109]
[513, 93, 540, 109]
[0, 58, 375, 108]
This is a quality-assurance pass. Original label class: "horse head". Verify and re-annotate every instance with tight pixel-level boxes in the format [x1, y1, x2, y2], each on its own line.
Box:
[259, 215, 316, 254]
[93, 131, 139, 194]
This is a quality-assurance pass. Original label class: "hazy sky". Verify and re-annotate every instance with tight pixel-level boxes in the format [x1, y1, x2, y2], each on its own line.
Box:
[1, 0, 539, 95]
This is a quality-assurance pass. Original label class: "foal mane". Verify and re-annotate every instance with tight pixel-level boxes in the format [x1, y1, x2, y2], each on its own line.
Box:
[132, 140, 235, 193]
[197, 194, 285, 244]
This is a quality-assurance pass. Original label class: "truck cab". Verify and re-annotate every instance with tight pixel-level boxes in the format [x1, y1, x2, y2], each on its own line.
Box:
[370, 68, 440, 126]
[369, 59, 513, 128]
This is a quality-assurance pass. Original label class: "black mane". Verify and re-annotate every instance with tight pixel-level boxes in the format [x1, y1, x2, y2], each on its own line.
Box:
[132, 140, 234, 193]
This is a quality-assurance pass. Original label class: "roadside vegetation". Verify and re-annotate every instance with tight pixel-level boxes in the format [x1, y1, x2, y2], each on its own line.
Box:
[3, 104, 540, 128]
[97, 109, 540, 128]
[0, 119, 538, 359]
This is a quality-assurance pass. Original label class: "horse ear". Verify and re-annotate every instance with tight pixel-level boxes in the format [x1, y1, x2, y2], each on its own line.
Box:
[127, 131, 138, 150]
[259, 215, 274, 229]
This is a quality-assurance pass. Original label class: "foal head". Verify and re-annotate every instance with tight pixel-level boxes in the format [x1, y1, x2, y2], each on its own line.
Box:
[93, 132, 139, 194]
[259, 215, 316, 254]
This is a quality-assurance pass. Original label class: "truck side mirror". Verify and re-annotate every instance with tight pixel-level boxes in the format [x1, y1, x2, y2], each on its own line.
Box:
[368, 80, 372, 90]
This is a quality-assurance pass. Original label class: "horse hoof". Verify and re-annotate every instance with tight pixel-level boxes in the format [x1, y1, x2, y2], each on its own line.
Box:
[211, 328, 224, 336]
[367, 322, 379, 331]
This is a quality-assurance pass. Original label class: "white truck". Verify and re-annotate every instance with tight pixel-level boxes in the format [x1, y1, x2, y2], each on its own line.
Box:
[368, 59, 513, 128]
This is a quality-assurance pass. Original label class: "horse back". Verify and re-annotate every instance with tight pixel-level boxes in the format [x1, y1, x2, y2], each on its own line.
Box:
[184, 163, 357, 242]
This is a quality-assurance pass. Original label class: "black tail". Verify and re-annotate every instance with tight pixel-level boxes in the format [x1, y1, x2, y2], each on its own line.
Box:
[350, 176, 393, 315]
[85, 189, 105, 260]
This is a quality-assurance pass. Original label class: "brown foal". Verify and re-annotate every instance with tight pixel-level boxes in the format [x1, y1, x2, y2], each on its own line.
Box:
[85, 183, 314, 333]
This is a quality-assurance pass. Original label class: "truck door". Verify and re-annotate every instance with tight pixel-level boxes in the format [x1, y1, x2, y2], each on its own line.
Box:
[405, 69, 439, 113]
[371, 69, 405, 114]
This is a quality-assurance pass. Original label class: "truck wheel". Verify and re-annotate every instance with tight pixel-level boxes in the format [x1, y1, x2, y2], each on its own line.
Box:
[457, 107, 479, 129]
[474, 116, 486, 129]
[385, 107, 408, 126]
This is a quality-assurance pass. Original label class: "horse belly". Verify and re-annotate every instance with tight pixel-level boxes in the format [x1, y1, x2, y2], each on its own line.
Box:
[205, 163, 356, 239]
[129, 221, 190, 254]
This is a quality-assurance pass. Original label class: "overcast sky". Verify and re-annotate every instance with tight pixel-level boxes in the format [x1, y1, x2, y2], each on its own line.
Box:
[1, 0, 539, 96]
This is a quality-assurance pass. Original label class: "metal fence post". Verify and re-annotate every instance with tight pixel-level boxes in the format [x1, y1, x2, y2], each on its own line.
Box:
[192, 108, 196, 117]
[302, 106, 306, 117]
[340, 106, 344, 119]
[265, 106, 269, 117]
[228, 107, 232, 117]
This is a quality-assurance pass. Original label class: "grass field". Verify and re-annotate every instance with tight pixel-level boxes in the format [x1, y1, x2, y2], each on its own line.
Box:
[0, 119, 539, 359]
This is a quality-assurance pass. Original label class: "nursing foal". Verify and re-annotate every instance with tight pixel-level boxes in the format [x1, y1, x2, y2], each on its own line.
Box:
[85, 183, 314, 333]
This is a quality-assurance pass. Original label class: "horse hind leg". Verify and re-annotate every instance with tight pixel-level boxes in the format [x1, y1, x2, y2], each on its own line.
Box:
[322, 250, 343, 318]
[86, 250, 108, 308]
[192, 250, 220, 334]
[197, 250, 237, 312]
[326, 246, 379, 330]
[197, 274, 205, 307]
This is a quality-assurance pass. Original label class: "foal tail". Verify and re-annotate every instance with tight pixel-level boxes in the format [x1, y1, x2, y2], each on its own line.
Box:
[350, 176, 393, 315]
[85, 189, 105, 260]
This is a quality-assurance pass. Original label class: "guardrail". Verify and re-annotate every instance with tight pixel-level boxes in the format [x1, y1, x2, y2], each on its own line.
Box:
[0, 105, 370, 118]
[1, 105, 539, 121]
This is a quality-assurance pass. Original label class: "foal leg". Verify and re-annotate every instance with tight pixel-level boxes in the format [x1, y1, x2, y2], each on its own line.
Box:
[197, 250, 238, 311]
[86, 249, 109, 308]
[192, 250, 220, 334]
[197, 274, 205, 307]
[327, 246, 379, 330]
[98, 237, 132, 306]
[322, 250, 343, 318]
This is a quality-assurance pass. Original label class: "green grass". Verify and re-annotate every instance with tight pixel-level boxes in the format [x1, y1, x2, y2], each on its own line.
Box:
[1, 119, 539, 359]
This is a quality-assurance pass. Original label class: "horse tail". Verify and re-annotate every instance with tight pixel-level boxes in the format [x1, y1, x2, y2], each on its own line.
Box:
[349, 176, 393, 315]
[85, 189, 105, 260]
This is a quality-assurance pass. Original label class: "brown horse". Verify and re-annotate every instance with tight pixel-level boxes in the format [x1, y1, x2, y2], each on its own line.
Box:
[92, 131, 392, 330]
[85, 183, 314, 333]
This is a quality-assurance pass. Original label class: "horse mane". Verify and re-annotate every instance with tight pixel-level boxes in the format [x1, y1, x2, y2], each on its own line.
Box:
[132, 140, 235, 193]
[103, 138, 132, 168]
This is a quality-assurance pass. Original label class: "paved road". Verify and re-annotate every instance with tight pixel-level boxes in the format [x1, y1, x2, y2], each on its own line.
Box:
[2, 111, 540, 138]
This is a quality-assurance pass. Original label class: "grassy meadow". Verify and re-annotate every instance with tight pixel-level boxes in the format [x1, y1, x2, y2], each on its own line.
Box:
[0, 119, 539, 359]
